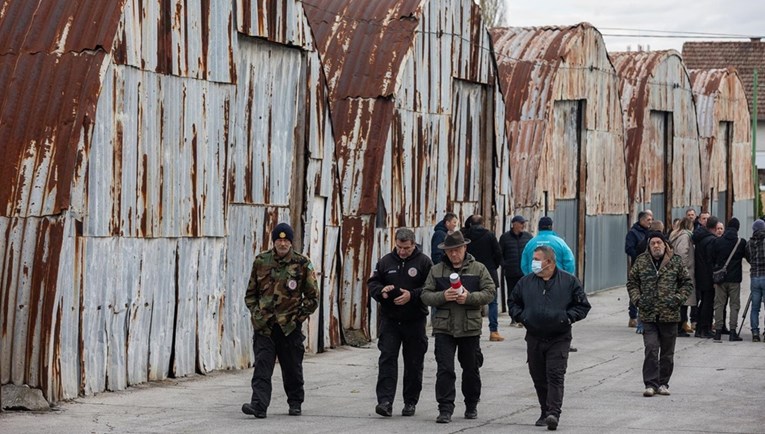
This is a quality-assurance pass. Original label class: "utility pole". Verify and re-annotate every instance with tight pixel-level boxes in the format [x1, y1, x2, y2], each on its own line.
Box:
[754, 69, 759, 219]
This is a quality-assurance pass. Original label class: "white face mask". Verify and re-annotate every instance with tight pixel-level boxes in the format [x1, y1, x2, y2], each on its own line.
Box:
[531, 260, 545, 274]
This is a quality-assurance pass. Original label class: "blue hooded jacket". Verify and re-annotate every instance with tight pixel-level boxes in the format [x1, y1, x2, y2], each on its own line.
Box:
[520, 230, 576, 275]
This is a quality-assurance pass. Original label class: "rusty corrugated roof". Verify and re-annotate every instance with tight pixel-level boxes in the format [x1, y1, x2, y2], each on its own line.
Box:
[683, 41, 765, 121]
[0, 0, 124, 217]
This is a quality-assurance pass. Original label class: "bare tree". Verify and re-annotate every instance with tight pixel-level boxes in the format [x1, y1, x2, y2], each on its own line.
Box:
[478, 0, 507, 27]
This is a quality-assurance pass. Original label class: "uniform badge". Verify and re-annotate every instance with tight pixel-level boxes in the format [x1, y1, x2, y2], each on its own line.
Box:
[408, 267, 418, 277]
[288, 279, 298, 290]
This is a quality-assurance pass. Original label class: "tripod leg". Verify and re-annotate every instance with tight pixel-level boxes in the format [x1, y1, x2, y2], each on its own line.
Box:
[738, 292, 753, 336]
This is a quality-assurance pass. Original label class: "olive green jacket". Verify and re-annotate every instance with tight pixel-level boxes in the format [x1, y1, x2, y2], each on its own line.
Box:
[421, 253, 496, 337]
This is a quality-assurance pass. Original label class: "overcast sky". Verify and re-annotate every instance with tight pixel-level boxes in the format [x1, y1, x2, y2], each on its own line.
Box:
[504, 0, 765, 53]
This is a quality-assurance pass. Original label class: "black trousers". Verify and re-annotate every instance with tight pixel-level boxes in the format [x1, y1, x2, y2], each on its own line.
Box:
[526, 332, 571, 418]
[434, 334, 483, 413]
[376, 317, 428, 405]
[503, 273, 522, 313]
[698, 289, 715, 330]
[642, 322, 677, 389]
[249, 324, 305, 412]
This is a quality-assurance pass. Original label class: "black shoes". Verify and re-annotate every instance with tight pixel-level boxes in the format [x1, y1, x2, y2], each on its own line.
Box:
[695, 326, 713, 339]
[288, 404, 302, 416]
[713, 330, 723, 342]
[535, 414, 547, 426]
[375, 402, 393, 417]
[545, 414, 559, 431]
[729, 330, 743, 341]
[721, 326, 730, 335]
[402, 403, 416, 416]
[436, 411, 452, 423]
[241, 403, 267, 418]
[464, 404, 478, 419]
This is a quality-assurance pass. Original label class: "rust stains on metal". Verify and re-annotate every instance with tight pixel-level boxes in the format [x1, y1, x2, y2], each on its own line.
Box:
[689, 67, 754, 206]
[491, 23, 628, 217]
[611, 49, 703, 218]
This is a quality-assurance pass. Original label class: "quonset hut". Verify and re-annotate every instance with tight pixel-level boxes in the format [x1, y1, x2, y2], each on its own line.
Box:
[304, 0, 510, 339]
[611, 50, 703, 225]
[490, 23, 629, 291]
[689, 67, 755, 236]
[0, 0, 340, 402]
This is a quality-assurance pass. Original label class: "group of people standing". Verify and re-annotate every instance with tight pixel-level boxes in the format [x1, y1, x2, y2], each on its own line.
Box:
[625, 208, 764, 398]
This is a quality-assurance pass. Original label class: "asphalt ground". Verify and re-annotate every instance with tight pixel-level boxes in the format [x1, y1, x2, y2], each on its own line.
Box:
[2, 277, 764, 433]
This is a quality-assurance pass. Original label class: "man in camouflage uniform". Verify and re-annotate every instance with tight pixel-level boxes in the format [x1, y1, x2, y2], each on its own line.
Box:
[627, 232, 693, 398]
[242, 222, 319, 419]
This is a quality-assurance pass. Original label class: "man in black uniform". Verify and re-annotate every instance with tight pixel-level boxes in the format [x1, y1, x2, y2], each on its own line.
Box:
[499, 215, 532, 325]
[368, 228, 433, 417]
[509, 245, 591, 431]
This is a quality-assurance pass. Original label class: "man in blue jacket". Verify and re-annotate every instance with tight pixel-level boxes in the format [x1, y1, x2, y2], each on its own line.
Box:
[625, 210, 654, 329]
[431, 212, 458, 264]
[509, 245, 591, 431]
[520, 216, 575, 275]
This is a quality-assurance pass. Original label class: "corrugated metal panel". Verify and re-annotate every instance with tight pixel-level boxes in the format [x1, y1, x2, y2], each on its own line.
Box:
[584, 214, 629, 292]
[734, 200, 755, 240]
[86, 63, 230, 238]
[490, 24, 628, 220]
[112, 0, 236, 83]
[689, 68, 754, 211]
[611, 50, 703, 220]
[236, 0, 312, 49]
[0, 0, 123, 218]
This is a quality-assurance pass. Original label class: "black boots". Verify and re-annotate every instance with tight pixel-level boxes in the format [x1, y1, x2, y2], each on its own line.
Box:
[729, 330, 743, 341]
[713, 329, 723, 342]
[695, 325, 713, 339]
[375, 402, 392, 417]
[464, 404, 477, 419]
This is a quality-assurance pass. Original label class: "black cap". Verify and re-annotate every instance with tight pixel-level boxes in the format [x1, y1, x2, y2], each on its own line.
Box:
[646, 231, 668, 244]
[538, 216, 553, 230]
[511, 215, 526, 224]
[271, 222, 294, 242]
[727, 218, 740, 230]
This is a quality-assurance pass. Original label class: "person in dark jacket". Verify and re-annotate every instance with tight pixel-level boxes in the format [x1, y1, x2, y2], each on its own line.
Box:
[430, 213, 458, 265]
[508, 245, 591, 431]
[499, 215, 532, 327]
[463, 215, 504, 341]
[709, 218, 747, 342]
[635, 220, 665, 257]
[692, 216, 719, 338]
[627, 232, 693, 398]
[625, 210, 653, 327]
[746, 219, 765, 341]
[368, 228, 433, 418]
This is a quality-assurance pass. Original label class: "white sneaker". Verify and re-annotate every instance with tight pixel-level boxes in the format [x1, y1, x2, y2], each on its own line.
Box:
[643, 387, 656, 397]
[658, 385, 670, 396]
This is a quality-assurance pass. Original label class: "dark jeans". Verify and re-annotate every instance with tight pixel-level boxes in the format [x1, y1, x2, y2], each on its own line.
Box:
[526, 332, 571, 418]
[434, 334, 483, 413]
[642, 322, 677, 389]
[698, 289, 715, 330]
[504, 273, 522, 314]
[376, 317, 428, 405]
[249, 324, 305, 411]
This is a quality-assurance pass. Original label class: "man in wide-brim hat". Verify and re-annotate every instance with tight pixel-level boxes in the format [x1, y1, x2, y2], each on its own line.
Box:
[421, 230, 496, 424]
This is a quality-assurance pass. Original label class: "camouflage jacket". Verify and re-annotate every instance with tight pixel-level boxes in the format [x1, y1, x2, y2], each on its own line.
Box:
[245, 248, 319, 336]
[627, 250, 693, 323]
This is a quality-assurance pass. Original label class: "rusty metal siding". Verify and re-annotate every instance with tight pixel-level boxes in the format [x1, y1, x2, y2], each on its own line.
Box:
[491, 24, 628, 227]
[611, 50, 703, 220]
[236, 0, 311, 49]
[112, 0, 236, 83]
[85, 63, 230, 238]
[689, 68, 754, 207]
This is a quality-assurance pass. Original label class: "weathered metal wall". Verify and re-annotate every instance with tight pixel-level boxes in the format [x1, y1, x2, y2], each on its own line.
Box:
[611, 50, 703, 222]
[2, 0, 341, 402]
[490, 24, 628, 291]
[690, 67, 754, 236]
[304, 0, 508, 339]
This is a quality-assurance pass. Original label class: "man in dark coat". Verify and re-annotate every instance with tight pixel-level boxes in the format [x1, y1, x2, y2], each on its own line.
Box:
[692, 216, 719, 338]
[464, 215, 504, 341]
[499, 215, 532, 327]
[430, 213, 458, 265]
[368, 228, 433, 417]
[709, 218, 747, 342]
[625, 210, 653, 328]
[509, 245, 591, 431]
